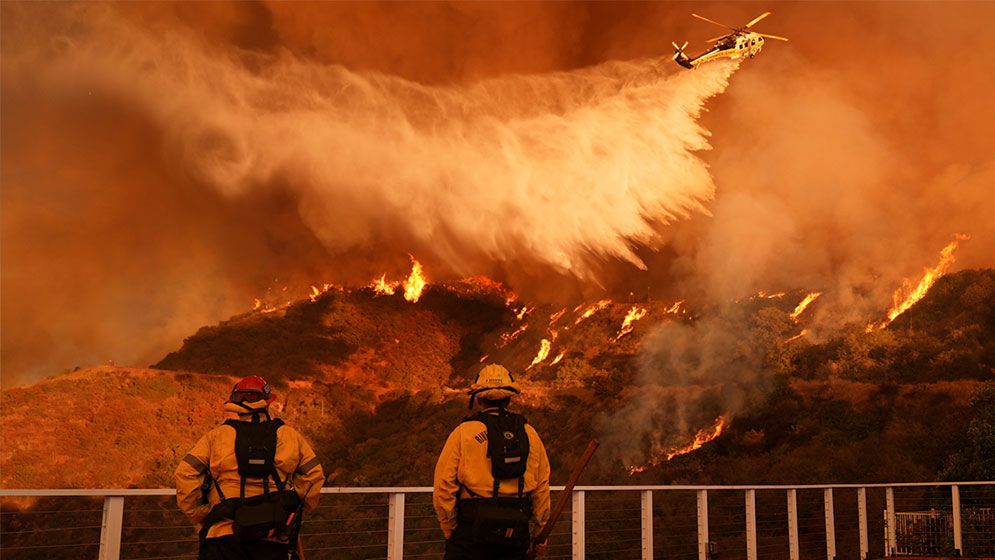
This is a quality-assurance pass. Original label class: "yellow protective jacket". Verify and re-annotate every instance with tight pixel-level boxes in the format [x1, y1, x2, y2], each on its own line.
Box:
[433, 408, 551, 538]
[175, 405, 324, 539]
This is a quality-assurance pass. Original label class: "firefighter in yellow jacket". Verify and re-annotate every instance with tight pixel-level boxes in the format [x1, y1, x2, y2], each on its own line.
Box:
[434, 364, 551, 560]
[175, 375, 324, 560]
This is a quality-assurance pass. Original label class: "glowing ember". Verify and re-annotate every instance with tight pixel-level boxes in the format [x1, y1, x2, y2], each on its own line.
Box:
[614, 306, 648, 341]
[253, 298, 262, 311]
[551, 352, 565, 365]
[628, 416, 727, 475]
[790, 292, 822, 320]
[784, 329, 810, 344]
[527, 339, 552, 369]
[500, 324, 529, 346]
[371, 274, 399, 296]
[665, 300, 685, 314]
[755, 291, 785, 299]
[885, 235, 969, 324]
[574, 300, 612, 325]
[403, 258, 427, 303]
[549, 308, 567, 326]
[515, 306, 533, 321]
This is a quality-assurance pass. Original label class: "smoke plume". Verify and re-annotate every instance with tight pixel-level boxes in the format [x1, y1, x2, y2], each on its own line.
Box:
[1, 4, 736, 384]
[3, 2, 995, 389]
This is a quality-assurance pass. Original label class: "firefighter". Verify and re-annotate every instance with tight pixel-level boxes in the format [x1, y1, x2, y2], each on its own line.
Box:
[434, 364, 551, 560]
[175, 375, 324, 560]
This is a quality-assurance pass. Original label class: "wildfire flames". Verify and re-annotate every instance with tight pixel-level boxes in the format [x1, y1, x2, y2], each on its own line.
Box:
[755, 291, 785, 300]
[309, 283, 333, 302]
[664, 300, 685, 314]
[628, 415, 727, 475]
[614, 306, 648, 341]
[372, 274, 399, 296]
[549, 308, 567, 326]
[500, 324, 529, 346]
[784, 329, 810, 344]
[884, 235, 969, 324]
[574, 300, 612, 325]
[403, 259, 427, 303]
[368, 258, 427, 302]
[790, 292, 822, 320]
[528, 339, 552, 369]
[251, 286, 294, 314]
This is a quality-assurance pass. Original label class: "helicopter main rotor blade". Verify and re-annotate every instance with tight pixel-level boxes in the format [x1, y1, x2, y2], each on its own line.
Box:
[705, 34, 729, 43]
[692, 13, 736, 30]
[757, 32, 789, 41]
[745, 12, 771, 29]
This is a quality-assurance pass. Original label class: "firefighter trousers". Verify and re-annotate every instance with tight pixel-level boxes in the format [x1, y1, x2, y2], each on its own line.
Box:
[198, 536, 290, 560]
[444, 523, 529, 560]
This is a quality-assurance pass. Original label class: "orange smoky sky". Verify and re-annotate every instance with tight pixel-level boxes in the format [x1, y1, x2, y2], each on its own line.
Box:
[2, 1, 994, 385]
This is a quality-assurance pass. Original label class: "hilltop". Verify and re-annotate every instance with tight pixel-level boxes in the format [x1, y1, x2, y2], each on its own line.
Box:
[2, 270, 994, 489]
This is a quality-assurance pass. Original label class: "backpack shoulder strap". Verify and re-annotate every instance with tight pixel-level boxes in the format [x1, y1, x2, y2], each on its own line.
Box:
[269, 419, 286, 491]
[504, 411, 529, 498]
[222, 419, 247, 498]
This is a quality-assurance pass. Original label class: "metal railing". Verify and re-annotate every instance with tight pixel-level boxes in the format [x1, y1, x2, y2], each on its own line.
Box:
[1, 482, 993, 559]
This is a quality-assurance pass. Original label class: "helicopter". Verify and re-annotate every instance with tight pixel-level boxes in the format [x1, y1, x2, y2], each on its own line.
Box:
[673, 12, 788, 69]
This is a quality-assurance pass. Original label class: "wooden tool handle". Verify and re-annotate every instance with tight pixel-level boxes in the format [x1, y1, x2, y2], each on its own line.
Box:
[529, 439, 600, 558]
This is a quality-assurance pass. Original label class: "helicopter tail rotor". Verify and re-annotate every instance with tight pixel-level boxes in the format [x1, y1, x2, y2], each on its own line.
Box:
[672, 40, 689, 59]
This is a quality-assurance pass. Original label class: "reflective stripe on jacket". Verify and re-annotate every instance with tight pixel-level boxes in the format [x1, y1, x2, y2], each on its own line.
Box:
[174, 415, 324, 539]
[433, 409, 551, 537]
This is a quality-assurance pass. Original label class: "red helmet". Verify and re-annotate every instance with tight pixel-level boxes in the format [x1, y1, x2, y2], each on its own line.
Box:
[227, 375, 276, 405]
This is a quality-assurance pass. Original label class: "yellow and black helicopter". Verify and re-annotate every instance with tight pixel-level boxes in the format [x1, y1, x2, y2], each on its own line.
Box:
[673, 12, 788, 69]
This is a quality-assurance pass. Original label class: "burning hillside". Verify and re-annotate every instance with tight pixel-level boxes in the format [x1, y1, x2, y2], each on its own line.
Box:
[7, 3, 993, 392]
[3, 261, 993, 489]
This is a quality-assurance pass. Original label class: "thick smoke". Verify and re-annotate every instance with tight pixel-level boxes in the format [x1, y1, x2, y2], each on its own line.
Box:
[3, 2, 995, 389]
[10, 7, 734, 274]
[599, 306, 762, 470]
[593, 2, 995, 467]
[1, 4, 735, 384]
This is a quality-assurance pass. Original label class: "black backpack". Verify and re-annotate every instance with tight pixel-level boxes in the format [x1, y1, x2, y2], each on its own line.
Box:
[461, 410, 533, 548]
[201, 419, 301, 542]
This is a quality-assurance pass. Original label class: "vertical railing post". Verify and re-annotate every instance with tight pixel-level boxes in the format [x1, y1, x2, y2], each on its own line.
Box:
[697, 490, 709, 560]
[387, 492, 405, 560]
[572, 490, 586, 560]
[858, 487, 869, 560]
[787, 489, 799, 560]
[952, 485, 963, 556]
[745, 489, 757, 560]
[98, 495, 124, 560]
[885, 487, 896, 557]
[641, 490, 654, 560]
[824, 488, 836, 560]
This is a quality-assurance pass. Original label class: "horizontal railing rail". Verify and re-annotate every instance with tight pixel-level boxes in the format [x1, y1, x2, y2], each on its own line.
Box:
[1, 482, 993, 560]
